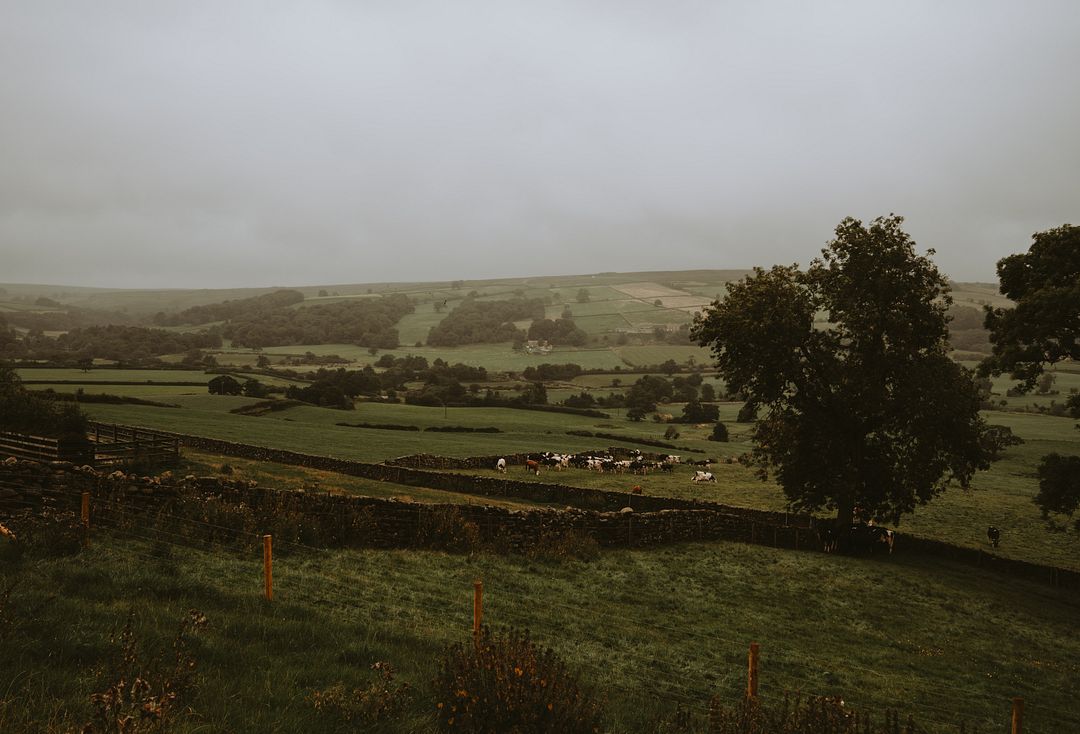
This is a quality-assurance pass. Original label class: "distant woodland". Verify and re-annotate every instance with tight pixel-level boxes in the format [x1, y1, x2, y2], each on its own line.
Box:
[426, 297, 546, 346]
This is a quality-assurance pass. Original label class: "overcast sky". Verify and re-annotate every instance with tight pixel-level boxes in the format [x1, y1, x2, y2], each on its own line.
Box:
[1, 1, 1077, 289]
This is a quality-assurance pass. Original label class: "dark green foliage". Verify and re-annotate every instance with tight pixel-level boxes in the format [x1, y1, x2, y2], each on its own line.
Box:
[0, 366, 89, 439]
[693, 215, 1000, 526]
[735, 402, 757, 423]
[154, 289, 305, 326]
[563, 391, 596, 409]
[526, 318, 588, 346]
[678, 398, 719, 424]
[224, 295, 412, 349]
[43, 325, 220, 361]
[1035, 453, 1080, 526]
[521, 363, 583, 381]
[242, 379, 268, 398]
[625, 374, 673, 413]
[207, 375, 242, 396]
[427, 298, 544, 346]
[980, 224, 1080, 389]
[434, 627, 604, 734]
[709, 423, 729, 442]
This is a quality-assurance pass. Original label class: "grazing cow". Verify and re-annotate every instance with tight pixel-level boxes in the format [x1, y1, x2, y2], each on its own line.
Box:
[659, 463, 675, 474]
[691, 471, 716, 483]
[817, 525, 839, 553]
[495, 458, 507, 473]
[987, 526, 1000, 549]
[631, 485, 643, 495]
[848, 524, 895, 555]
[524, 459, 540, 476]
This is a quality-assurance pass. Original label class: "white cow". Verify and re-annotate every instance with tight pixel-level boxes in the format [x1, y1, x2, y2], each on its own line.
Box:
[496, 458, 507, 473]
[691, 471, 716, 483]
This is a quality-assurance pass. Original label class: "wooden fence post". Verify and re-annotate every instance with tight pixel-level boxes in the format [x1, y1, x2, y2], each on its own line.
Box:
[473, 579, 483, 635]
[263, 535, 273, 601]
[1011, 697, 1023, 734]
[747, 642, 760, 698]
[81, 492, 90, 546]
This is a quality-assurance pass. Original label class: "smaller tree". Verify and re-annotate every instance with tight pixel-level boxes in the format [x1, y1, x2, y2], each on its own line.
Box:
[709, 423, 729, 442]
[208, 375, 242, 396]
[680, 398, 719, 424]
[1035, 453, 1080, 528]
[626, 406, 647, 421]
[576, 288, 591, 303]
[242, 379, 268, 398]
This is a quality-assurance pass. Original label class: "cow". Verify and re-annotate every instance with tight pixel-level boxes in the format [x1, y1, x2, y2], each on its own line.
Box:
[691, 471, 716, 483]
[630, 485, 643, 495]
[659, 462, 675, 474]
[817, 524, 839, 553]
[524, 459, 540, 476]
[495, 458, 507, 473]
[987, 526, 1000, 549]
[848, 524, 894, 555]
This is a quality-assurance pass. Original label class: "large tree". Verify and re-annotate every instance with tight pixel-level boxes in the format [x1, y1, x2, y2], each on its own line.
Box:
[979, 224, 1080, 525]
[978, 224, 1080, 389]
[692, 215, 1000, 531]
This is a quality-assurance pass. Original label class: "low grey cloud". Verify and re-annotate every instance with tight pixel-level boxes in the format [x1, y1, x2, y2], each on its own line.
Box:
[1, 0, 1077, 288]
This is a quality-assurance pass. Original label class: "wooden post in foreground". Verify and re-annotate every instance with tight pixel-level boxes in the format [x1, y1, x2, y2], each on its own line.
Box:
[80, 492, 90, 546]
[1011, 697, 1024, 734]
[473, 579, 483, 635]
[263, 535, 273, 601]
[747, 642, 760, 698]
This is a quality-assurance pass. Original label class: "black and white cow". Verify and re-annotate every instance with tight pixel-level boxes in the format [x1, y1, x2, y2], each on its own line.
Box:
[848, 524, 895, 555]
[987, 526, 1000, 548]
[691, 471, 716, 483]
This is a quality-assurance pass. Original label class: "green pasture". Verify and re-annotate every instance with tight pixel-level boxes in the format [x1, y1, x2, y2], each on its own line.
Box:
[29, 384, 204, 399]
[394, 303, 447, 346]
[1, 533, 1077, 733]
[614, 345, 713, 366]
[16, 368, 214, 383]
[180, 450, 550, 509]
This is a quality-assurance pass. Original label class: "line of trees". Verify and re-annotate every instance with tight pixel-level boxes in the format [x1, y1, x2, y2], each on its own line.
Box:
[427, 297, 546, 346]
[223, 295, 413, 349]
[153, 289, 305, 326]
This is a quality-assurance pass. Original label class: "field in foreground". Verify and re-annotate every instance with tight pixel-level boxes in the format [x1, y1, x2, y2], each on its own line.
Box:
[2, 533, 1078, 733]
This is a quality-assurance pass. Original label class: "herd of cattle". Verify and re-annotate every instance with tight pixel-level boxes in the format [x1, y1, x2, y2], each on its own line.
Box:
[496, 450, 717, 479]
[489, 451, 1005, 558]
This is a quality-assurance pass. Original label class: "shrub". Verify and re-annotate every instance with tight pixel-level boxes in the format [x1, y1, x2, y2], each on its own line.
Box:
[416, 507, 482, 553]
[527, 529, 600, 563]
[736, 401, 757, 423]
[434, 627, 604, 734]
[83, 609, 207, 733]
[709, 423, 729, 442]
[706, 694, 917, 734]
[309, 661, 412, 728]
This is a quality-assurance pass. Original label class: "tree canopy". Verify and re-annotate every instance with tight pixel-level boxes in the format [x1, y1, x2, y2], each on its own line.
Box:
[692, 215, 1001, 527]
[979, 224, 1080, 389]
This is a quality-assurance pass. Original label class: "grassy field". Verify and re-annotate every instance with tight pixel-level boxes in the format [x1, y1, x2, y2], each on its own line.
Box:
[1, 532, 1077, 733]
[75, 386, 1080, 571]
[16, 368, 215, 383]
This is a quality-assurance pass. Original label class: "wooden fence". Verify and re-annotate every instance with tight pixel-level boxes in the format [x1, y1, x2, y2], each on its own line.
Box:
[0, 425, 178, 467]
[87, 422, 180, 466]
[0, 431, 94, 464]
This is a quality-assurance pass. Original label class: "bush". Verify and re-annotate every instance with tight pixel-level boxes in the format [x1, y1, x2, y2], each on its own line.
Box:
[706, 694, 916, 734]
[309, 661, 412, 728]
[83, 609, 207, 733]
[736, 401, 757, 423]
[709, 423, 729, 442]
[527, 529, 600, 563]
[434, 627, 604, 734]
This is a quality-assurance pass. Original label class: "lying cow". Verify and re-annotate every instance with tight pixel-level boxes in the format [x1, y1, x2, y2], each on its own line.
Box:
[691, 471, 716, 483]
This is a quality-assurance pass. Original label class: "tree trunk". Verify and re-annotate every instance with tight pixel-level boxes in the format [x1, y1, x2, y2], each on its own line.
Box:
[834, 499, 854, 553]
